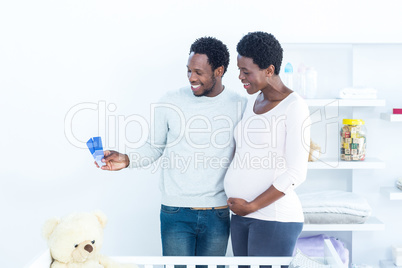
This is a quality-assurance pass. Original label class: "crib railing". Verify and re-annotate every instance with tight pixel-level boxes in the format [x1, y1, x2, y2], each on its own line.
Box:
[113, 256, 293, 268]
[112, 239, 344, 268]
[26, 239, 345, 268]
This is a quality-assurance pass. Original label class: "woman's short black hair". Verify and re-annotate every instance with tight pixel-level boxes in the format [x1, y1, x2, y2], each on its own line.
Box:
[190, 37, 230, 76]
[236, 31, 283, 75]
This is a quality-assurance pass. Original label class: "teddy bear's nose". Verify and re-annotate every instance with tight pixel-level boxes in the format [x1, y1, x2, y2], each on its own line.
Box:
[84, 244, 93, 253]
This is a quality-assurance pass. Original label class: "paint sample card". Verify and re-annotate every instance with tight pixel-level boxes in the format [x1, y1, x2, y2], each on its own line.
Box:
[87, 136, 106, 167]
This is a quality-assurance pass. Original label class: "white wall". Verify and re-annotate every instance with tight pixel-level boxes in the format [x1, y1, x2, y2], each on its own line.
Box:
[1, 1, 402, 267]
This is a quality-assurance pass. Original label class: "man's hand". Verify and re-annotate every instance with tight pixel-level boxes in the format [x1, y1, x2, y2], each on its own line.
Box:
[94, 150, 130, 171]
[227, 197, 256, 216]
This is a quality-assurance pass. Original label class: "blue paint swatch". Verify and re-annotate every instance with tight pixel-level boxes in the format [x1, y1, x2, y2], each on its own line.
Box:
[87, 136, 105, 167]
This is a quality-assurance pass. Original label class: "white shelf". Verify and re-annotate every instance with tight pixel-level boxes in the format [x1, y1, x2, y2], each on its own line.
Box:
[380, 260, 401, 268]
[303, 217, 385, 231]
[308, 157, 385, 169]
[306, 99, 386, 107]
[381, 113, 402, 122]
[381, 187, 402, 200]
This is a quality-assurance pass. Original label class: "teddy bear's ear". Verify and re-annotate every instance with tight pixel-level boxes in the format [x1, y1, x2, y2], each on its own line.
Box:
[42, 217, 61, 240]
[93, 210, 108, 228]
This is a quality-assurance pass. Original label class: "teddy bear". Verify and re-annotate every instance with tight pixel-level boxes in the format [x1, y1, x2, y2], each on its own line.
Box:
[308, 139, 321, 162]
[42, 211, 137, 268]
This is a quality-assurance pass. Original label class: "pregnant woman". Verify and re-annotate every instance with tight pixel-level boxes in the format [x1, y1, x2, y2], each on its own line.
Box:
[224, 31, 311, 258]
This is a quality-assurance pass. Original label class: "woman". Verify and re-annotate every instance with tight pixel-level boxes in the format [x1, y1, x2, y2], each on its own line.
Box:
[224, 32, 311, 257]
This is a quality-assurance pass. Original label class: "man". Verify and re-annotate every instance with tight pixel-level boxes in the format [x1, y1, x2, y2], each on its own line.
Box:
[97, 37, 247, 258]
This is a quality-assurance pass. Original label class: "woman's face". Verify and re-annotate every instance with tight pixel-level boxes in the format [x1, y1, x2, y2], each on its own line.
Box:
[237, 54, 268, 95]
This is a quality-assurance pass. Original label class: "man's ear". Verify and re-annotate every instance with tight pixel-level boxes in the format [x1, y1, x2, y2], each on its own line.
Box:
[265, 65, 275, 77]
[214, 66, 225, 78]
[42, 217, 61, 241]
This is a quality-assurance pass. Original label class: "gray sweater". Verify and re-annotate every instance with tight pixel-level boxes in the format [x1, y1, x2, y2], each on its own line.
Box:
[130, 86, 247, 207]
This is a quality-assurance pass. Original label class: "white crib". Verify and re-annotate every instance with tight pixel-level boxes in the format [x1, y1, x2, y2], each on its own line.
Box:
[26, 239, 345, 268]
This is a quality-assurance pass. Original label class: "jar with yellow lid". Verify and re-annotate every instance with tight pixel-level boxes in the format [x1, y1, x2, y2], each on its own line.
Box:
[340, 119, 366, 161]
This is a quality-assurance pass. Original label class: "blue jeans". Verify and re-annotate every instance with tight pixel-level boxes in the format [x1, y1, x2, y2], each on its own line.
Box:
[231, 215, 303, 256]
[160, 205, 230, 267]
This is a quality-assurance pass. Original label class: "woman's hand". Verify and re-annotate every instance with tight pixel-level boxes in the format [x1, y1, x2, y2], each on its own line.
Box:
[227, 197, 256, 216]
[227, 186, 285, 216]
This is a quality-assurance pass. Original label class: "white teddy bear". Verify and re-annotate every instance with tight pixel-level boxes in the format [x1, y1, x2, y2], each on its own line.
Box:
[42, 211, 137, 268]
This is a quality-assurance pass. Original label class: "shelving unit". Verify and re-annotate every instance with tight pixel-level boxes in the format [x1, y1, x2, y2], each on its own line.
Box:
[303, 217, 385, 231]
[308, 157, 385, 169]
[381, 113, 402, 122]
[381, 187, 402, 200]
[306, 99, 386, 170]
[302, 96, 386, 263]
[306, 99, 386, 107]
[282, 43, 398, 266]
[380, 260, 401, 268]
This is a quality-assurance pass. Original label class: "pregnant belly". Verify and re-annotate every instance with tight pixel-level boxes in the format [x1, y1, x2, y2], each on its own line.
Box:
[224, 168, 274, 201]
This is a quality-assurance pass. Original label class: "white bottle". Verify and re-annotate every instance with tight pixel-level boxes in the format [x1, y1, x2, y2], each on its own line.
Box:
[305, 66, 318, 98]
[283, 62, 294, 89]
[297, 63, 307, 98]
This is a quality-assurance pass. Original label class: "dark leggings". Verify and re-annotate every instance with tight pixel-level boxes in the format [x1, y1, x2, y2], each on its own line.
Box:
[231, 215, 303, 266]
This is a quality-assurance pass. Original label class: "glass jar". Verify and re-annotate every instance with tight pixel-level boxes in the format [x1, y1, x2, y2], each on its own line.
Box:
[340, 119, 367, 161]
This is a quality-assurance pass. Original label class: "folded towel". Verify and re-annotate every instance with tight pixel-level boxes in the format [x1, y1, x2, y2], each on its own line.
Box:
[299, 190, 372, 217]
[303, 212, 368, 224]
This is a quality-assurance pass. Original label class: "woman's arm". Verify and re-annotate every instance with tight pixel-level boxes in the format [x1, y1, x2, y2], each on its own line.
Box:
[227, 185, 284, 216]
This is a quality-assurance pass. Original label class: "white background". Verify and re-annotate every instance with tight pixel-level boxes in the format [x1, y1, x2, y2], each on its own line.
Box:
[1, 1, 402, 267]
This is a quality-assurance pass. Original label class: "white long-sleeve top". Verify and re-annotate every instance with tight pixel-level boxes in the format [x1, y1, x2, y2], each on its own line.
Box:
[224, 92, 311, 222]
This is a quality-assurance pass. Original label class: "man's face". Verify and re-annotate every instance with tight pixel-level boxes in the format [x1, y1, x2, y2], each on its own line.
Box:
[187, 52, 217, 97]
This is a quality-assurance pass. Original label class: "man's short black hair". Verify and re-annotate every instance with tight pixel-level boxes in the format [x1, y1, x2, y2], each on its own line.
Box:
[190, 37, 230, 76]
[236, 31, 283, 75]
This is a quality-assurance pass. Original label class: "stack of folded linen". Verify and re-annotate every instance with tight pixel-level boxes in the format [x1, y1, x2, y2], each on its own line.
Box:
[339, 87, 377, 99]
[299, 190, 372, 224]
[396, 177, 402, 191]
[392, 245, 402, 266]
